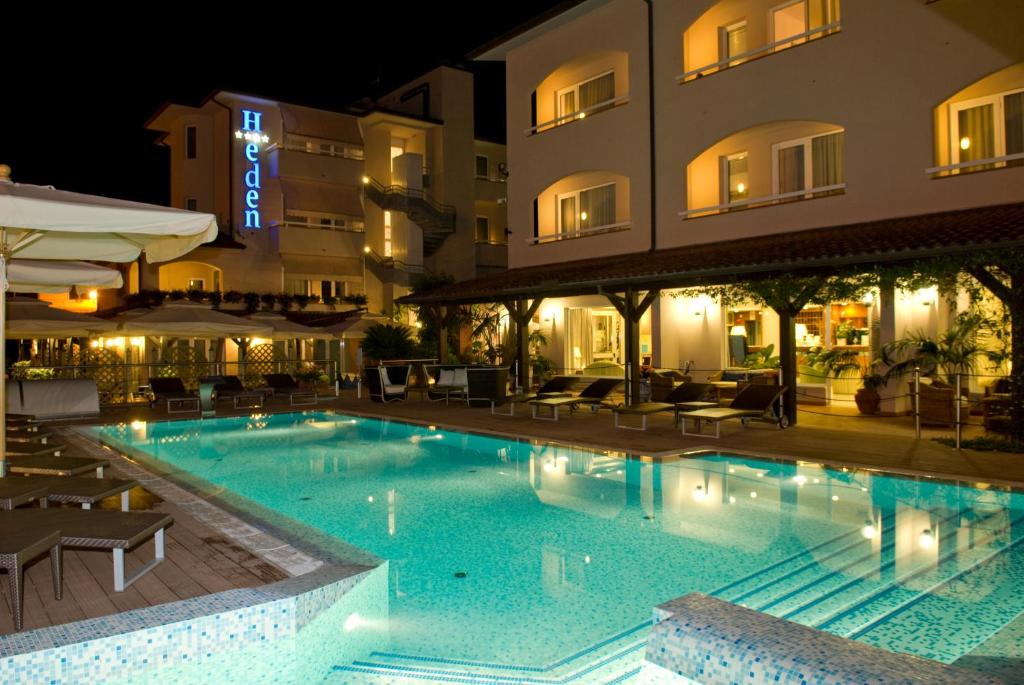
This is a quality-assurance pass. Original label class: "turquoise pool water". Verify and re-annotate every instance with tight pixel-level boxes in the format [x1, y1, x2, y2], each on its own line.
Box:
[92, 412, 1024, 683]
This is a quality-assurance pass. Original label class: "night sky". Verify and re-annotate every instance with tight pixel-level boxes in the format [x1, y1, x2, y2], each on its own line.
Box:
[2, 4, 560, 205]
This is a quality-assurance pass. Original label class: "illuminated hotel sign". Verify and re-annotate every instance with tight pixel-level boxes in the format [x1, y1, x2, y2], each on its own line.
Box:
[234, 109, 269, 230]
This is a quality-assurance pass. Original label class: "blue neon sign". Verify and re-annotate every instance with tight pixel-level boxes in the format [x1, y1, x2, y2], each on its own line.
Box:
[236, 109, 265, 230]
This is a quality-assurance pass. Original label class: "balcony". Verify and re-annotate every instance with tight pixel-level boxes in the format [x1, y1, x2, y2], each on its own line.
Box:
[529, 50, 630, 137]
[475, 176, 507, 203]
[267, 145, 363, 187]
[679, 0, 841, 84]
[475, 240, 508, 274]
[684, 121, 845, 219]
[532, 171, 632, 246]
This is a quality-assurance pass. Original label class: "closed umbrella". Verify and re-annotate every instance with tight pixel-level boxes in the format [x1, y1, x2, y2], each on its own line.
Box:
[5, 297, 118, 338]
[244, 311, 334, 340]
[116, 302, 271, 337]
[0, 164, 218, 474]
[7, 259, 123, 294]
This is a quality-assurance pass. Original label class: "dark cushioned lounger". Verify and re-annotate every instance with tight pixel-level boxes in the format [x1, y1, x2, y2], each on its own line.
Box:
[6, 453, 107, 477]
[3, 509, 172, 591]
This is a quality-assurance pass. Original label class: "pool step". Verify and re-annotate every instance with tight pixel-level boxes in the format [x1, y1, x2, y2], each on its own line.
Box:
[329, 622, 649, 684]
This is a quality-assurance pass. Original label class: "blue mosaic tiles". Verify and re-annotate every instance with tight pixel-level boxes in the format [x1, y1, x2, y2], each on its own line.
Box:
[645, 593, 1005, 685]
[0, 564, 386, 684]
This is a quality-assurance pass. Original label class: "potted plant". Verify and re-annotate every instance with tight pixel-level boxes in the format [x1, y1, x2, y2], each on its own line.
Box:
[360, 322, 416, 365]
[835, 322, 856, 346]
[856, 372, 886, 415]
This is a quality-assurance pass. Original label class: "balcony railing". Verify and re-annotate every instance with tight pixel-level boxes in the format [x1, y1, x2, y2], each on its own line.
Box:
[277, 220, 365, 233]
[680, 184, 846, 219]
[525, 95, 631, 136]
[677, 21, 841, 84]
[529, 220, 631, 245]
[925, 152, 1024, 177]
[269, 142, 365, 162]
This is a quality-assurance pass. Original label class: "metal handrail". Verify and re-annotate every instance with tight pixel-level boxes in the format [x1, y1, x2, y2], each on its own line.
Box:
[525, 94, 631, 135]
[361, 176, 455, 216]
[925, 152, 1024, 175]
[680, 184, 846, 218]
[363, 248, 426, 273]
[528, 220, 632, 244]
[676, 21, 842, 83]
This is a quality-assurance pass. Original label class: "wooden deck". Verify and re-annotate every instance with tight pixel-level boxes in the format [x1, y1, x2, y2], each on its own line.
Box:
[0, 460, 288, 636]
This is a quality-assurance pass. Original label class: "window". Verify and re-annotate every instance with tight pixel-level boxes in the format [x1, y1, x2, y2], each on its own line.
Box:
[284, 279, 311, 296]
[390, 139, 405, 172]
[320, 280, 346, 298]
[187, 278, 204, 291]
[556, 71, 615, 122]
[720, 153, 749, 204]
[475, 155, 489, 179]
[772, 130, 844, 197]
[185, 198, 198, 211]
[951, 89, 1024, 171]
[476, 216, 490, 242]
[384, 211, 393, 257]
[185, 126, 197, 159]
[720, 21, 748, 66]
[556, 183, 616, 235]
[771, 0, 807, 49]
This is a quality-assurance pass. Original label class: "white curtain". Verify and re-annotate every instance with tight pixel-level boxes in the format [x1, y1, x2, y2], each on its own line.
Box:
[579, 72, 615, 111]
[581, 184, 616, 228]
[777, 145, 805, 194]
[812, 131, 844, 187]
[565, 308, 593, 372]
[959, 104, 995, 163]
[1005, 92, 1023, 163]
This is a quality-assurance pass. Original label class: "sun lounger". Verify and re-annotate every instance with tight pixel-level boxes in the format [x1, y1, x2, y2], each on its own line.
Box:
[0, 516, 62, 631]
[149, 377, 200, 413]
[0, 479, 51, 511]
[530, 378, 623, 421]
[6, 430, 53, 444]
[681, 384, 788, 438]
[610, 381, 718, 430]
[3, 508, 172, 592]
[210, 375, 266, 408]
[6, 454, 108, 478]
[263, 373, 318, 406]
[6, 442, 64, 458]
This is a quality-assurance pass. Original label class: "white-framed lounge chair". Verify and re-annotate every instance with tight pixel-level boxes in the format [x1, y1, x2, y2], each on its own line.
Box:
[681, 384, 788, 438]
[366, 366, 411, 403]
[530, 378, 623, 421]
[611, 382, 718, 431]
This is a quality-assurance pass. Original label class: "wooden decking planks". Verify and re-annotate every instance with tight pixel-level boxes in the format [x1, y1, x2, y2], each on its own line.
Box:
[0, 478, 289, 637]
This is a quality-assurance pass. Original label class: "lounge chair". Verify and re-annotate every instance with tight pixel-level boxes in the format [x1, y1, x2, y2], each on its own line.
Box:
[611, 383, 717, 431]
[681, 384, 788, 438]
[0, 516, 62, 631]
[149, 377, 199, 413]
[366, 366, 410, 403]
[0, 479, 50, 511]
[209, 375, 266, 409]
[6, 453, 108, 478]
[0, 476, 136, 512]
[530, 378, 623, 421]
[263, 373, 317, 406]
[467, 367, 510, 411]
[6, 442, 65, 458]
[3, 508, 172, 592]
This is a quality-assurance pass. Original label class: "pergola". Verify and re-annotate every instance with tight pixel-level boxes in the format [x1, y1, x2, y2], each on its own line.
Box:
[400, 202, 1024, 425]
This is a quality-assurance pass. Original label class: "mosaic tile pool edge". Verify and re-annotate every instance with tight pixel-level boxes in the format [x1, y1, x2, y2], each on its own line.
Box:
[645, 593, 1006, 685]
[0, 564, 380, 684]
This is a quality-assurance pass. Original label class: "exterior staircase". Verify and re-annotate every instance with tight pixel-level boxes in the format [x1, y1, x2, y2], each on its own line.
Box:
[362, 177, 456, 256]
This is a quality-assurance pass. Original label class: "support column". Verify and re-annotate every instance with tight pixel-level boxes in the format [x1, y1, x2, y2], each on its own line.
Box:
[502, 298, 543, 392]
[877, 279, 900, 415]
[778, 308, 797, 426]
[603, 289, 659, 406]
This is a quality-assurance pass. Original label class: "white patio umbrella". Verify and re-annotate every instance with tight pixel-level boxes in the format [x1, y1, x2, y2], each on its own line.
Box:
[5, 297, 118, 338]
[115, 302, 271, 337]
[320, 314, 393, 339]
[245, 311, 334, 340]
[0, 164, 219, 474]
[7, 259, 123, 294]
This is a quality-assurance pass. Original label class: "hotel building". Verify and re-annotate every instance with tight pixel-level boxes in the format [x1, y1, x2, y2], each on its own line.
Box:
[465, 0, 1023, 409]
[143, 66, 508, 315]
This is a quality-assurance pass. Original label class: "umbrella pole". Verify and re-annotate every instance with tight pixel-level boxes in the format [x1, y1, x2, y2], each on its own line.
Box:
[1, 237, 7, 477]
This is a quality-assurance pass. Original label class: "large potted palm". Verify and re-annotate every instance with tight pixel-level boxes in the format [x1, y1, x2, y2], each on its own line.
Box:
[880, 313, 997, 424]
[809, 347, 886, 415]
[360, 323, 416, 366]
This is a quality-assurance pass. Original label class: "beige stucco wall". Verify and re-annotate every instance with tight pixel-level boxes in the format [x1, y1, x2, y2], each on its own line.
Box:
[504, 0, 652, 268]
[499, 0, 1024, 270]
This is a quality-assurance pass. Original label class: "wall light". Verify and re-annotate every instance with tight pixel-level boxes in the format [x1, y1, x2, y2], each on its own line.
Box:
[960, 136, 971, 151]
[917, 286, 937, 306]
[729, 325, 747, 337]
[918, 528, 935, 549]
[580, 211, 588, 221]
[363, 245, 371, 254]
[361, 176, 370, 184]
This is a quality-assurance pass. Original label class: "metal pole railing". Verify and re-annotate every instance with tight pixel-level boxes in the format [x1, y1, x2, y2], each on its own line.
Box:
[955, 372, 962, 450]
[913, 367, 921, 439]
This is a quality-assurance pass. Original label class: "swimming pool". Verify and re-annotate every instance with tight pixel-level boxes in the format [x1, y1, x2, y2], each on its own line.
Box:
[92, 412, 1024, 683]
